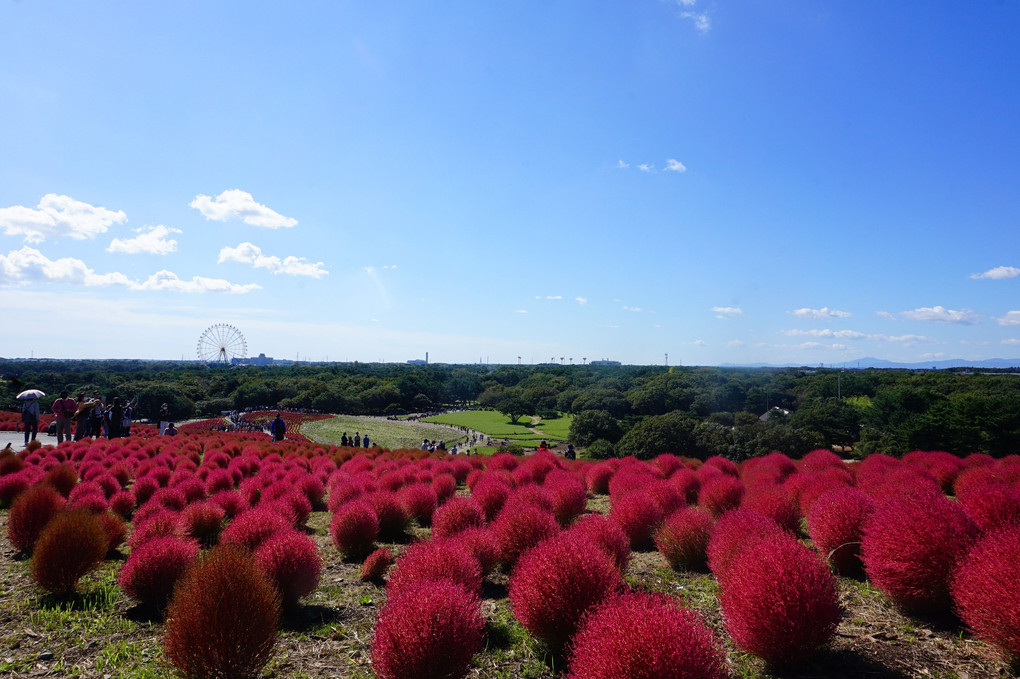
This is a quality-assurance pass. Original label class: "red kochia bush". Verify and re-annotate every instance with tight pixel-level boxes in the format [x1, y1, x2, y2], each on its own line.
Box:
[609, 491, 665, 549]
[508, 534, 622, 654]
[431, 497, 486, 538]
[861, 487, 979, 613]
[396, 483, 438, 527]
[491, 502, 561, 568]
[330, 500, 379, 559]
[807, 487, 875, 576]
[7, 483, 66, 553]
[451, 527, 500, 577]
[567, 592, 728, 679]
[371, 578, 485, 679]
[956, 480, 1020, 532]
[707, 508, 784, 579]
[179, 500, 226, 547]
[30, 510, 108, 596]
[951, 525, 1020, 660]
[360, 547, 395, 582]
[655, 506, 714, 571]
[719, 533, 841, 666]
[566, 514, 631, 573]
[219, 506, 290, 551]
[698, 475, 745, 516]
[254, 530, 322, 609]
[385, 538, 482, 598]
[119, 536, 200, 610]
[163, 545, 280, 679]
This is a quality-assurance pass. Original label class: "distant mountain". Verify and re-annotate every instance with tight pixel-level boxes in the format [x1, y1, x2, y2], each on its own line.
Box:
[721, 357, 1020, 370]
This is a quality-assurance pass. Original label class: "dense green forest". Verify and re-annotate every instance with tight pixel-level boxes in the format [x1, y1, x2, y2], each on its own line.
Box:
[4, 359, 1020, 460]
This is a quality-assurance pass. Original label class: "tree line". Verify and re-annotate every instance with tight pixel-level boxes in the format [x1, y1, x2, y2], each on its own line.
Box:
[3, 359, 1019, 459]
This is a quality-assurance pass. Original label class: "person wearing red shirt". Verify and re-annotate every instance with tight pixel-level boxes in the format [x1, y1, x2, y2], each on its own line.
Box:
[51, 390, 77, 444]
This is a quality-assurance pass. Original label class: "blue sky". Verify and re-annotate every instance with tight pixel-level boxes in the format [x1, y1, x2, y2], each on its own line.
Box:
[2, 1, 1019, 366]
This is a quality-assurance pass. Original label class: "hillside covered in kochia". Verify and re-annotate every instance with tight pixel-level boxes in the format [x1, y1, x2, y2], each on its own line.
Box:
[3, 359, 1020, 458]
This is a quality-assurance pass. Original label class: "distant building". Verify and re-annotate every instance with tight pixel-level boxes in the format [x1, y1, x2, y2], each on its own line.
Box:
[232, 353, 285, 366]
[589, 359, 622, 366]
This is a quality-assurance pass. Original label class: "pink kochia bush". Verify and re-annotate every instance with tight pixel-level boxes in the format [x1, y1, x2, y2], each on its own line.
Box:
[254, 530, 322, 609]
[609, 492, 665, 549]
[719, 534, 841, 666]
[566, 514, 631, 574]
[706, 508, 784, 579]
[371, 579, 485, 679]
[861, 487, 979, 613]
[7, 483, 66, 553]
[119, 536, 200, 610]
[508, 534, 622, 654]
[431, 497, 486, 539]
[567, 592, 728, 679]
[219, 506, 290, 551]
[491, 502, 560, 569]
[951, 525, 1020, 661]
[655, 506, 714, 571]
[807, 487, 875, 576]
[360, 547, 395, 582]
[385, 538, 482, 598]
[330, 500, 379, 559]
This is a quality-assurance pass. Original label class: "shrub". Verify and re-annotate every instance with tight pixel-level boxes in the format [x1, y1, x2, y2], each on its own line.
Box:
[451, 527, 500, 577]
[706, 508, 784, 579]
[254, 530, 322, 609]
[109, 490, 136, 520]
[861, 487, 979, 613]
[655, 506, 714, 571]
[741, 487, 801, 534]
[546, 473, 588, 526]
[386, 538, 482, 598]
[43, 463, 78, 497]
[0, 472, 32, 508]
[30, 510, 108, 596]
[219, 507, 290, 551]
[432, 497, 487, 538]
[7, 483, 66, 553]
[397, 483, 438, 527]
[509, 534, 622, 654]
[371, 578, 485, 679]
[807, 487, 875, 576]
[163, 545, 280, 679]
[119, 536, 200, 610]
[360, 547, 395, 582]
[585, 463, 614, 493]
[98, 511, 127, 553]
[698, 475, 745, 516]
[956, 480, 1020, 532]
[609, 491, 665, 550]
[367, 491, 409, 541]
[472, 477, 512, 521]
[209, 489, 247, 519]
[330, 500, 379, 559]
[952, 525, 1020, 660]
[491, 502, 560, 569]
[565, 514, 631, 573]
[179, 500, 226, 547]
[431, 473, 457, 504]
[129, 509, 183, 550]
[567, 591, 727, 679]
[719, 533, 841, 666]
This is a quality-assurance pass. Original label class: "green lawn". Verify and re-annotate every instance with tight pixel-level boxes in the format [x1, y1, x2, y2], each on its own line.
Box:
[531, 413, 572, 441]
[423, 410, 536, 437]
[301, 415, 467, 450]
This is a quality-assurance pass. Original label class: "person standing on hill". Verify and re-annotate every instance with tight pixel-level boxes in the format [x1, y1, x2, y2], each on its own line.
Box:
[21, 396, 40, 447]
[354, 432, 361, 447]
[270, 413, 286, 442]
[159, 403, 170, 435]
[51, 391, 76, 444]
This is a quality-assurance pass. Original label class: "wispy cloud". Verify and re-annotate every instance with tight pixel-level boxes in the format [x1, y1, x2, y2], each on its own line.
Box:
[617, 160, 629, 169]
[0, 246, 258, 293]
[790, 306, 852, 319]
[515, 309, 528, 314]
[218, 242, 327, 278]
[876, 311, 896, 320]
[971, 266, 1020, 280]
[575, 296, 588, 305]
[534, 295, 562, 300]
[190, 189, 297, 229]
[712, 306, 743, 319]
[664, 158, 687, 172]
[783, 329, 866, 339]
[1002, 338, 1020, 346]
[108, 225, 180, 255]
[899, 306, 980, 325]
[637, 163, 654, 172]
[0, 194, 127, 243]
[675, 1, 711, 33]
[622, 305, 643, 312]
[873, 334, 938, 346]
[995, 311, 1020, 326]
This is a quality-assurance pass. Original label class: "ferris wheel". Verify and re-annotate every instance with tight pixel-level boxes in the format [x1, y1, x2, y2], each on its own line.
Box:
[197, 324, 248, 365]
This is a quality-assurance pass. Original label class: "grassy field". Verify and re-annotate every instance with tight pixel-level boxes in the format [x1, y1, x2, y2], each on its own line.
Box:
[424, 410, 572, 443]
[531, 413, 572, 441]
[301, 415, 467, 450]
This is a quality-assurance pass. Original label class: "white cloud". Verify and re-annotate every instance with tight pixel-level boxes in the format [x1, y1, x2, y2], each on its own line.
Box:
[664, 158, 687, 173]
[136, 271, 260, 294]
[873, 334, 938, 346]
[383, 264, 398, 270]
[0, 247, 258, 293]
[1002, 339, 1020, 346]
[712, 306, 743, 319]
[108, 225, 181, 255]
[575, 296, 588, 305]
[190, 190, 297, 229]
[971, 266, 1020, 280]
[790, 306, 852, 319]
[995, 311, 1020, 326]
[218, 242, 327, 278]
[876, 311, 896, 320]
[796, 342, 847, 351]
[679, 10, 711, 33]
[623, 305, 643, 312]
[515, 310, 528, 314]
[726, 340, 745, 347]
[919, 352, 946, 359]
[617, 160, 629, 169]
[535, 295, 562, 300]
[783, 329, 866, 340]
[899, 306, 980, 325]
[0, 194, 127, 243]
[687, 339, 706, 347]
[637, 164, 654, 172]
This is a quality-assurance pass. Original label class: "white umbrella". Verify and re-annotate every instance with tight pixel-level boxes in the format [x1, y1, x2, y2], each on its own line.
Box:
[16, 389, 45, 399]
